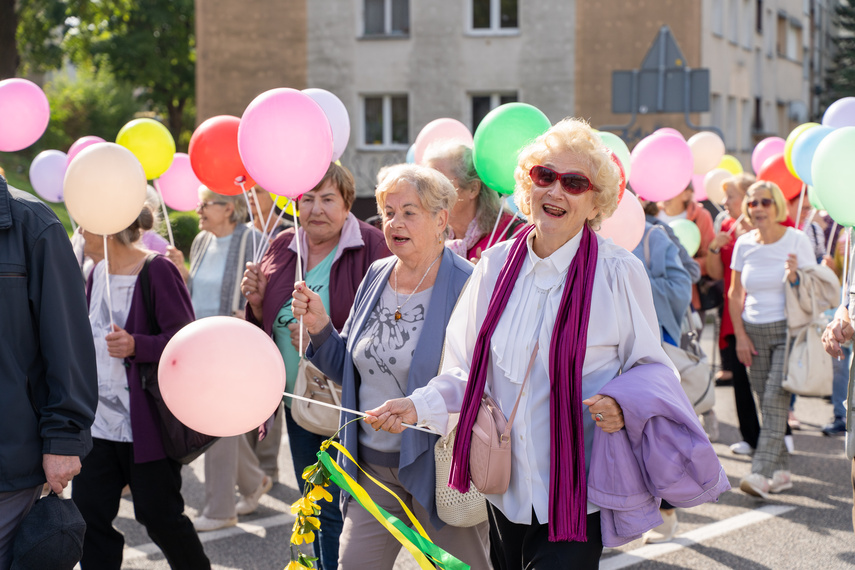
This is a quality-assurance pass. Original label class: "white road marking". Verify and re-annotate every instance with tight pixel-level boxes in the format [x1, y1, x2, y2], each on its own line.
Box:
[599, 504, 796, 569]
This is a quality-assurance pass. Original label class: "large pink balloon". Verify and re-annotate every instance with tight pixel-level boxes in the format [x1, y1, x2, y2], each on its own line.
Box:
[303, 88, 351, 162]
[157, 153, 203, 211]
[629, 134, 694, 201]
[29, 150, 68, 203]
[238, 88, 333, 199]
[414, 118, 474, 165]
[654, 127, 685, 139]
[751, 137, 786, 174]
[158, 317, 286, 437]
[597, 190, 645, 251]
[67, 136, 106, 166]
[0, 78, 50, 152]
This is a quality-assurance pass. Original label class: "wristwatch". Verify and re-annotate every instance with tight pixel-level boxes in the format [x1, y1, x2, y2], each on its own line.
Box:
[709, 246, 721, 254]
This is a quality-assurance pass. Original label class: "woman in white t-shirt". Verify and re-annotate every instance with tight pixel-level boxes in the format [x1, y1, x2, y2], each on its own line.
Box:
[729, 181, 816, 499]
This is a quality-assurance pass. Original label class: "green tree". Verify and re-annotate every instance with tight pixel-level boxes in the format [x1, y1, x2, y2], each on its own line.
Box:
[825, 1, 855, 106]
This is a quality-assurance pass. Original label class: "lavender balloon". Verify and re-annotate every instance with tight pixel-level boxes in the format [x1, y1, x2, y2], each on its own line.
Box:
[822, 97, 855, 128]
[29, 150, 68, 203]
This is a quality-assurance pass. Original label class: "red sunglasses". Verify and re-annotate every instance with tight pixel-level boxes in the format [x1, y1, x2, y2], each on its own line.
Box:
[529, 166, 596, 195]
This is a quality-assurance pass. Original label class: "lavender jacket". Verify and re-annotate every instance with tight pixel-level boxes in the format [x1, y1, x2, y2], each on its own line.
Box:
[588, 362, 731, 547]
[87, 255, 195, 463]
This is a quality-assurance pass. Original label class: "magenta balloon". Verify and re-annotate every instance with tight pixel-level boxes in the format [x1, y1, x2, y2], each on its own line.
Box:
[691, 173, 707, 202]
[238, 88, 333, 199]
[597, 190, 645, 251]
[0, 78, 50, 152]
[654, 127, 685, 139]
[29, 150, 68, 203]
[158, 317, 287, 437]
[751, 137, 786, 174]
[629, 134, 694, 201]
[822, 97, 855, 128]
[303, 88, 351, 162]
[413, 118, 474, 165]
[157, 153, 203, 211]
[67, 136, 106, 166]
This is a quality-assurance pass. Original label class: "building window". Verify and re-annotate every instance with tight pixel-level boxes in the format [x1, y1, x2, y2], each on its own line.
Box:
[776, 14, 787, 57]
[726, 96, 737, 150]
[364, 0, 409, 36]
[711, 93, 723, 132]
[741, 99, 752, 150]
[363, 95, 409, 147]
[471, 0, 518, 32]
[756, 0, 763, 33]
[471, 93, 518, 131]
[712, 0, 724, 36]
[728, 0, 739, 43]
[742, 0, 753, 48]
[753, 97, 763, 133]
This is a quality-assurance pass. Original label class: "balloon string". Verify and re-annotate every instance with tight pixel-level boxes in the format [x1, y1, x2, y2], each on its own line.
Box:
[103, 234, 116, 331]
[843, 228, 852, 308]
[68, 214, 78, 235]
[239, 181, 258, 260]
[485, 196, 507, 250]
[711, 201, 724, 214]
[294, 199, 305, 358]
[250, 185, 268, 236]
[153, 179, 175, 247]
[727, 214, 745, 236]
[794, 184, 806, 230]
[255, 203, 289, 264]
[827, 221, 839, 258]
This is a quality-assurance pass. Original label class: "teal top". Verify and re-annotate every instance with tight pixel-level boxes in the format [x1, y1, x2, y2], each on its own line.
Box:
[272, 248, 335, 407]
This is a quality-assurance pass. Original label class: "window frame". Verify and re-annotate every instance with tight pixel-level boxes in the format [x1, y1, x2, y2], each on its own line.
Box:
[360, 94, 410, 150]
[362, 0, 410, 38]
[470, 92, 519, 132]
[467, 0, 519, 36]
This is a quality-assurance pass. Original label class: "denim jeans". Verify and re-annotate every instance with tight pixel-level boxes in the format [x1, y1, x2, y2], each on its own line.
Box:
[832, 345, 852, 420]
[284, 406, 343, 569]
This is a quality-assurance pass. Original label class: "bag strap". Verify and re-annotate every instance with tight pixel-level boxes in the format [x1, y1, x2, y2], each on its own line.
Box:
[502, 341, 539, 443]
[231, 229, 251, 315]
[139, 253, 160, 336]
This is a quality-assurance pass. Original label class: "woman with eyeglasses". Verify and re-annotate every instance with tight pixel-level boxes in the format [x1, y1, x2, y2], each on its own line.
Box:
[364, 119, 727, 568]
[166, 186, 270, 532]
[423, 142, 526, 262]
[729, 180, 816, 499]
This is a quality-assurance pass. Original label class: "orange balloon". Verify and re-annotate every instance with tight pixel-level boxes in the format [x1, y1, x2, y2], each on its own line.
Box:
[757, 153, 802, 200]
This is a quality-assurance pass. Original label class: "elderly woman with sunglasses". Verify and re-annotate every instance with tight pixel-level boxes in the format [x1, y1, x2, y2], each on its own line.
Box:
[364, 119, 729, 568]
[729, 181, 817, 499]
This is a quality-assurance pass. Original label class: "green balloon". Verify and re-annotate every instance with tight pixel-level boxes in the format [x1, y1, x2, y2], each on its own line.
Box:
[599, 132, 632, 181]
[472, 103, 551, 195]
[812, 126, 855, 227]
[807, 185, 825, 212]
[669, 219, 701, 257]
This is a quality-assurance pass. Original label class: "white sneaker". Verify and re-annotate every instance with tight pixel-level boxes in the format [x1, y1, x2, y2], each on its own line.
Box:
[729, 441, 754, 455]
[235, 475, 273, 516]
[642, 509, 678, 543]
[769, 470, 793, 494]
[193, 515, 237, 532]
[739, 473, 771, 499]
[784, 434, 794, 453]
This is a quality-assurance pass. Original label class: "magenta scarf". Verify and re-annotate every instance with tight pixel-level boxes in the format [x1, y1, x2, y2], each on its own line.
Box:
[448, 224, 598, 542]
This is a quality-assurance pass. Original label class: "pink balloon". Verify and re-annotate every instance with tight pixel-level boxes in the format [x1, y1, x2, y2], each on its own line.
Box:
[238, 88, 333, 199]
[29, 150, 68, 203]
[691, 173, 707, 202]
[67, 136, 106, 166]
[0, 78, 50, 152]
[414, 118, 474, 165]
[158, 317, 286, 437]
[654, 127, 685, 139]
[629, 134, 694, 201]
[751, 137, 786, 174]
[597, 190, 645, 251]
[157, 153, 203, 211]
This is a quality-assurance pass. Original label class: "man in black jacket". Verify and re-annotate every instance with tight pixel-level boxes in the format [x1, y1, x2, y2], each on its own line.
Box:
[0, 175, 97, 569]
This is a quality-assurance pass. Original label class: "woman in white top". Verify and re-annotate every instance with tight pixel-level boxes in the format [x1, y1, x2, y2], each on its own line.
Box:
[364, 118, 676, 568]
[729, 180, 816, 498]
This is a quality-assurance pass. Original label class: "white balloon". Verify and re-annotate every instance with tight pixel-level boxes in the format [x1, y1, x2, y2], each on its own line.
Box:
[63, 143, 148, 235]
[688, 131, 726, 175]
[303, 88, 351, 162]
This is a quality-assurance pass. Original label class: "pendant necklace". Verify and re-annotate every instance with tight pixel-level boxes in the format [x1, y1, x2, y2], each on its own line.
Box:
[394, 253, 441, 320]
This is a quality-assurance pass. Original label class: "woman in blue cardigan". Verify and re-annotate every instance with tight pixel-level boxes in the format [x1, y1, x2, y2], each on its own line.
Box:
[292, 164, 490, 569]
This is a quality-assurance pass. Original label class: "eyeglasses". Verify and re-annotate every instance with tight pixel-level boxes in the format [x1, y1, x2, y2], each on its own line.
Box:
[529, 166, 596, 195]
[747, 198, 774, 208]
[196, 200, 228, 211]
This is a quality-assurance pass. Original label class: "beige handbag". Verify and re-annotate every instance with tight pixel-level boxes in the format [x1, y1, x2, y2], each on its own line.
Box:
[434, 416, 488, 527]
[292, 358, 344, 436]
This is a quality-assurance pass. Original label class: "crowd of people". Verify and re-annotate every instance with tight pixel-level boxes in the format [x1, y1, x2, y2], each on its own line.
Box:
[1, 116, 853, 570]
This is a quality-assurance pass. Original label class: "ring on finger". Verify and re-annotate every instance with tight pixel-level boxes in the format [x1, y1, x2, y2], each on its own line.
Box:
[595, 413, 604, 422]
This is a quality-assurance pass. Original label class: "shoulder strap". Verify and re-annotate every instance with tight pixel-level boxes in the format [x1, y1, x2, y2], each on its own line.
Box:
[139, 253, 161, 336]
[503, 341, 539, 442]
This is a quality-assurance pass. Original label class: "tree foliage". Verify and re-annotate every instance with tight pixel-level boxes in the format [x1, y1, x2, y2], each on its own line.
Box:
[825, 1, 855, 106]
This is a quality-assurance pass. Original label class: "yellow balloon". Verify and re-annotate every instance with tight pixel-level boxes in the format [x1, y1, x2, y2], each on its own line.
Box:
[784, 122, 819, 177]
[717, 155, 743, 175]
[116, 118, 176, 180]
[273, 193, 299, 216]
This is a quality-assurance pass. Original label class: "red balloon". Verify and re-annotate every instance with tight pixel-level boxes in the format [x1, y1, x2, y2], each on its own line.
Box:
[189, 116, 255, 196]
[757, 153, 801, 200]
[609, 151, 626, 203]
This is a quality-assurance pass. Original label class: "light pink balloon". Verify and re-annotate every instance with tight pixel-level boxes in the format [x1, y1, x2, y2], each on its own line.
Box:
[67, 136, 106, 166]
[597, 190, 645, 251]
[691, 174, 707, 202]
[238, 88, 333, 199]
[629, 134, 694, 201]
[157, 153, 203, 211]
[751, 136, 786, 174]
[158, 317, 286, 437]
[29, 150, 67, 203]
[703, 168, 731, 205]
[654, 127, 685, 139]
[414, 118, 474, 165]
[0, 78, 50, 152]
[687, 131, 725, 174]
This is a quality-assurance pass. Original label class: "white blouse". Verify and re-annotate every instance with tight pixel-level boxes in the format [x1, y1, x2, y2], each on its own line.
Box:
[409, 230, 677, 525]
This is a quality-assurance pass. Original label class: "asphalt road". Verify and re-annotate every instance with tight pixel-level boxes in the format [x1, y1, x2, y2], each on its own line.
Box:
[112, 321, 855, 569]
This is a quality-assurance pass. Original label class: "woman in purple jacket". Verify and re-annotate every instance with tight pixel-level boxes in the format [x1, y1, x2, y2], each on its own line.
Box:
[72, 205, 209, 569]
[242, 162, 390, 569]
